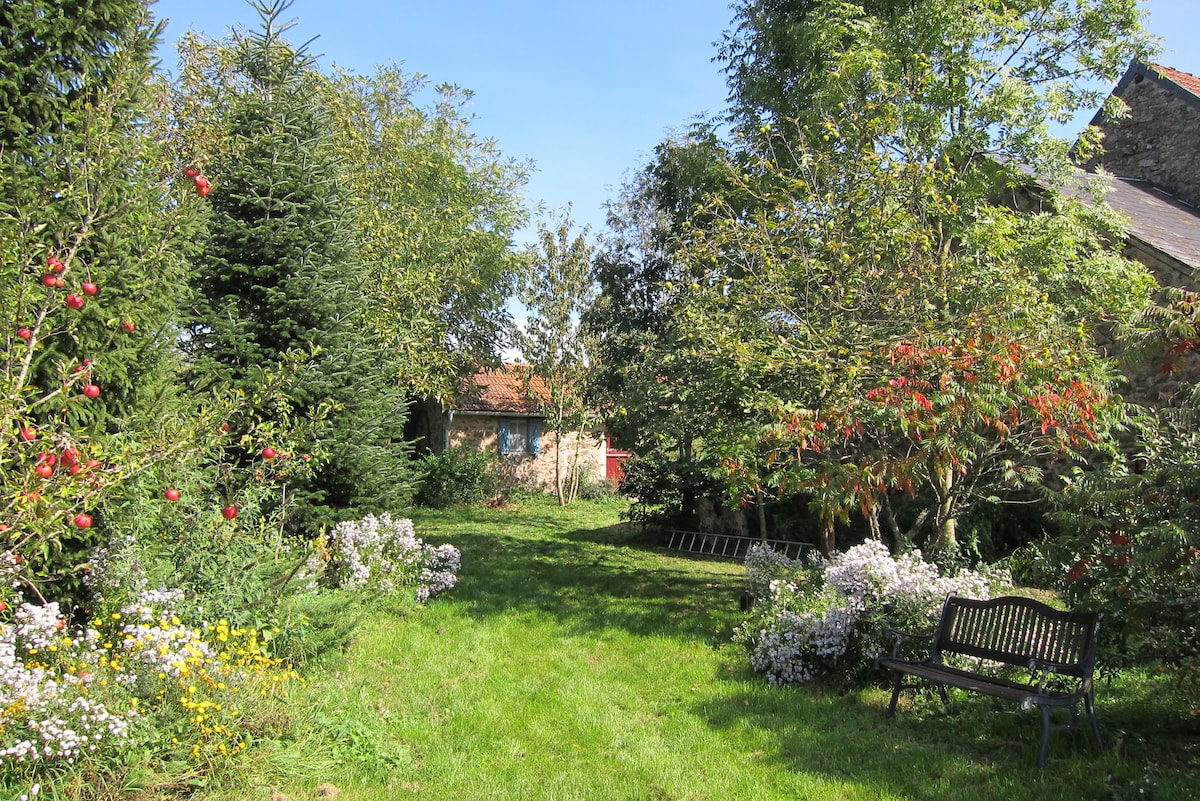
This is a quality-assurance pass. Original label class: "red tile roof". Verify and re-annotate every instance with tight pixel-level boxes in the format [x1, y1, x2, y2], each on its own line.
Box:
[1151, 63, 1200, 96]
[456, 364, 550, 415]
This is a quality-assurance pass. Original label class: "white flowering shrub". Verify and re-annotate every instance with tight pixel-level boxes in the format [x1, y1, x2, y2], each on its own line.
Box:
[745, 543, 798, 599]
[316, 513, 460, 603]
[0, 602, 132, 768]
[0, 588, 302, 790]
[736, 539, 1012, 685]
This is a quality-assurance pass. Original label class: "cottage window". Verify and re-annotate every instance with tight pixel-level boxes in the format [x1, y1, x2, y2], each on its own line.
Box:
[498, 417, 541, 455]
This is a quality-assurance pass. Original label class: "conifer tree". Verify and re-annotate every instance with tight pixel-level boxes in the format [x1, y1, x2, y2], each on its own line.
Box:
[183, 0, 414, 535]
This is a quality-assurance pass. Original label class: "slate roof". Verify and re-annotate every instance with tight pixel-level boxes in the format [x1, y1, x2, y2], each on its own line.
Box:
[1096, 175, 1200, 270]
[456, 364, 549, 415]
[1070, 61, 1200, 271]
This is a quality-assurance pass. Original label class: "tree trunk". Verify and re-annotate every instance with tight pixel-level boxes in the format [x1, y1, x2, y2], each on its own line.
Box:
[756, 488, 768, 541]
[929, 463, 958, 553]
[554, 432, 566, 506]
[819, 518, 835, 555]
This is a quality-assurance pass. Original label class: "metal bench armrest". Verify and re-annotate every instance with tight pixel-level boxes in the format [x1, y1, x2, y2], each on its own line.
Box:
[882, 627, 934, 659]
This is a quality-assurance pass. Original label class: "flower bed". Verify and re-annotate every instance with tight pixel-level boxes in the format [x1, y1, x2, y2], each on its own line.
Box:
[736, 540, 1012, 685]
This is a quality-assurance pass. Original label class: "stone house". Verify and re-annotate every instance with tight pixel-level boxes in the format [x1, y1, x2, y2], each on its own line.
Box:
[1076, 61, 1200, 289]
[1074, 62, 1200, 405]
[414, 363, 612, 493]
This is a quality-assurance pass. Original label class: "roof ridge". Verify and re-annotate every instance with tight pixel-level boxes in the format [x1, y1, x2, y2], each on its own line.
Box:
[1148, 62, 1200, 96]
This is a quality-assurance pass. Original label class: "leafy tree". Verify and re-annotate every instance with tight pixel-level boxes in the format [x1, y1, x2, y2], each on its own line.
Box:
[518, 210, 598, 505]
[719, 0, 1151, 171]
[321, 66, 529, 403]
[593, 0, 1156, 553]
[178, 0, 414, 535]
[585, 128, 749, 528]
[1052, 290, 1200, 701]
[1, 1, 209, 599]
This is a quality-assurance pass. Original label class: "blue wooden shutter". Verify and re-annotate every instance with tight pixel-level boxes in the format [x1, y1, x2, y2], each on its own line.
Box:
[529, 419, 541, 455]
[498, 418, 510, 454]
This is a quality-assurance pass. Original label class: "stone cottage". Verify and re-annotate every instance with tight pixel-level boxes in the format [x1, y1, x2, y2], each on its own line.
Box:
[1075, 62, 1200, 405]
[1076, 61, 1200, 289]
[414, 363, 611, 493]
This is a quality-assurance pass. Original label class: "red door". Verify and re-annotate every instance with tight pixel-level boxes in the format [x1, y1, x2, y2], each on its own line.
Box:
[605, 436, 630, 482]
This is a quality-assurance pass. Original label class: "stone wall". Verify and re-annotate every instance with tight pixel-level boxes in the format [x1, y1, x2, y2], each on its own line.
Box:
[447, 413, 607, 493]
[1085, 66, 1200, 208]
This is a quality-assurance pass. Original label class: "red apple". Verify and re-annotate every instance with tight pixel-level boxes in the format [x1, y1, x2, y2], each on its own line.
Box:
[261, 446, 277, 460]
[82, 384, 101, 398]
[81, 282, 98, 295]
[196, 184, 211, 197]
[165, 488, 181, 502]
[73, 513, 93, 529]
[17, 426, 36, 443]
[48, 257, 65, 273]
[60, 448, 79, 467]
[185, 167, 199, 178]
[54, 277, 65, 288]
[35, 463, 54, 479]
[16, 327, 31, 340]
[122, 320, 136, 332]
[221, 504, 238, 520]
[41, 274, 57, 287]
[65, 294, 84, 310]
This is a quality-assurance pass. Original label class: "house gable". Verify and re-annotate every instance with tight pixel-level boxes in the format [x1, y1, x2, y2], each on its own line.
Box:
[1080, 61, 1200, 210]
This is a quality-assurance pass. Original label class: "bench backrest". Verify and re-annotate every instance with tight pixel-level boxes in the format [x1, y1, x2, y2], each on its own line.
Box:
[932, 594, 1101, 678]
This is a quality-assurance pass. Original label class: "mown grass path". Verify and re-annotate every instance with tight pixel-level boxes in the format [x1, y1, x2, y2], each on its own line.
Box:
[304, 499, 1192, 801]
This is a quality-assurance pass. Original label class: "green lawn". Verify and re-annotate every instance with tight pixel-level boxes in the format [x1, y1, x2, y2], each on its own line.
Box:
[241, 498, 1198, 801]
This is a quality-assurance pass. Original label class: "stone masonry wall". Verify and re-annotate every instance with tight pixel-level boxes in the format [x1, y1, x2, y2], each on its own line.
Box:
[447, 414, 606, 493]
[1086, 69, 1200, 208]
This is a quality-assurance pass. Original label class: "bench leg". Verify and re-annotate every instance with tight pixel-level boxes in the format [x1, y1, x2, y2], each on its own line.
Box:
[1085, 691, 1103, 750]
[887, 672, 904, 717]
[1038, 705, 1053, 768]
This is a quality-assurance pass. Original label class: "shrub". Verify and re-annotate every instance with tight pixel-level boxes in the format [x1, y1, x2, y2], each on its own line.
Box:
[736, 540, 1011, 685]
[416, 447, 499, 508]
[0, 592, 301, 794]
[311, 513, 461, 604]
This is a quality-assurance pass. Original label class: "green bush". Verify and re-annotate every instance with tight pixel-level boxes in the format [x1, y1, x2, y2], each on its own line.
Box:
[415, 447, 499, 508]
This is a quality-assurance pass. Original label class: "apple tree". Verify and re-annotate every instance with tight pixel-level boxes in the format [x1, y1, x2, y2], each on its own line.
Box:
[1, 0, 213, 600]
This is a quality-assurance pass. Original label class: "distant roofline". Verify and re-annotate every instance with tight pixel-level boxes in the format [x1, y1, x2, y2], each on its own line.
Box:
[1109, 60, 1200, 114]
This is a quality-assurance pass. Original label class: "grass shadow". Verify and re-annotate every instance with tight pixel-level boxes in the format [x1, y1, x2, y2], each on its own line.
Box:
[413, 504, 746, 644]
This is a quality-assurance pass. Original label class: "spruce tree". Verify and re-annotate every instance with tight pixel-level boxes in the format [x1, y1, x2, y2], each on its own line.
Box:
[185, 0, 414, 535]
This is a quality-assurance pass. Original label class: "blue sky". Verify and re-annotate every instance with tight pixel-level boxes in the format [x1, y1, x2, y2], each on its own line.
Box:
[149, 0, 1200, 248]
[149, 0, 734, 246]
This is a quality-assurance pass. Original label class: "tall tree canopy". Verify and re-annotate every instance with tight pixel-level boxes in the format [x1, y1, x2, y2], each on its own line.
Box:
[176, 0, 414, 534]
[593, 0, 1157, 552]
[321, 67, 529, 404]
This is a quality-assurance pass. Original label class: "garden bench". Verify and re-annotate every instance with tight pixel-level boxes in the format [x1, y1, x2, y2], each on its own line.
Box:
[875, 593, 1103, 767]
